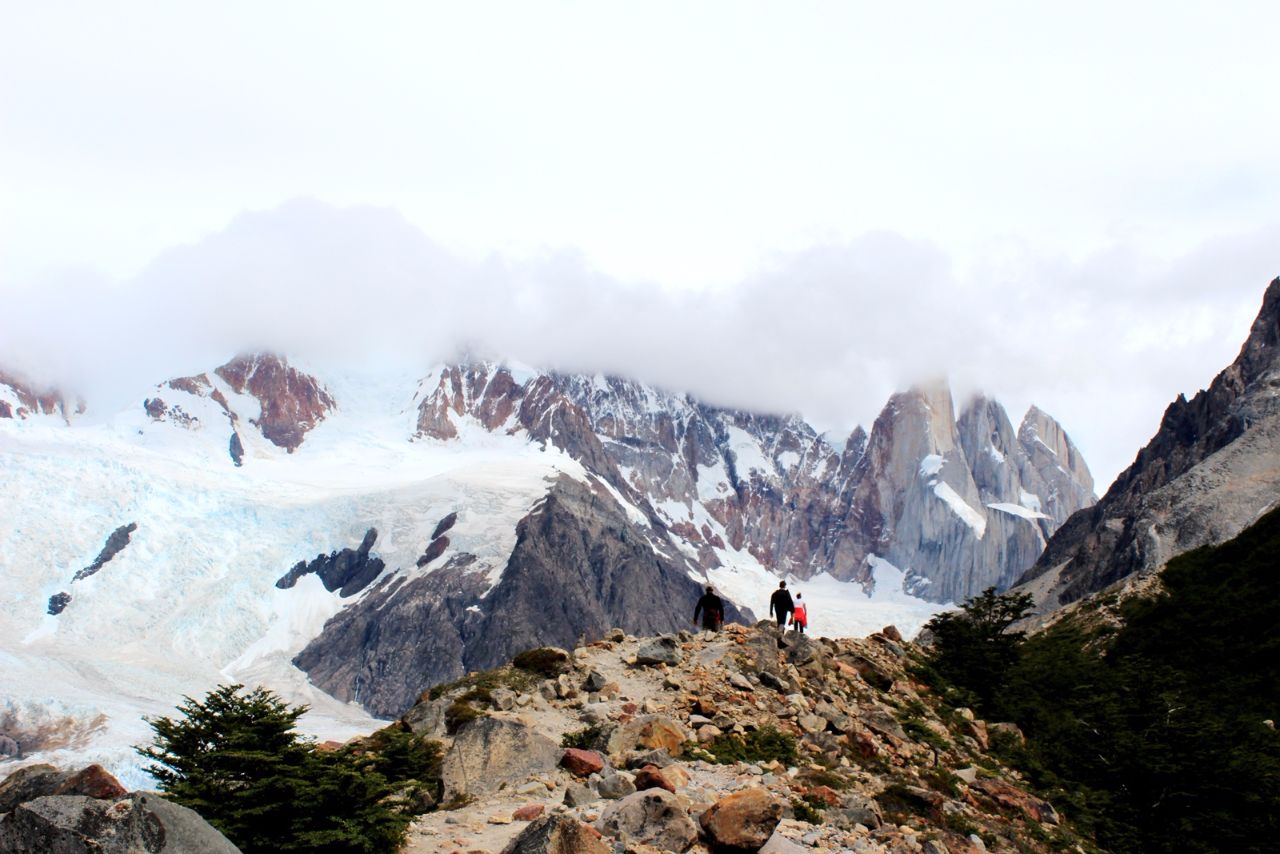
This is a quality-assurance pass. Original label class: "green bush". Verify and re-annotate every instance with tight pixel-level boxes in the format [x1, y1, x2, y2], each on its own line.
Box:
[703, 726, 799, 766]
[791, 797, 824, 824]
[444, 700, 486, 734]
[512, 647, 571, 677]
[918, 507, 1280, 853]
[137, 684, 423, 854]
[561, 724, 607, 751]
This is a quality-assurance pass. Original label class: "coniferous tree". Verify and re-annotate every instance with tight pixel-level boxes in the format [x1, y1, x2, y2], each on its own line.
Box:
[137, 684, 424, 853]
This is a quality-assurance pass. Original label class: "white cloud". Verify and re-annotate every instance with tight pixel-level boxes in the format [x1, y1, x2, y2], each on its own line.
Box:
[0, 199, 1273, 494]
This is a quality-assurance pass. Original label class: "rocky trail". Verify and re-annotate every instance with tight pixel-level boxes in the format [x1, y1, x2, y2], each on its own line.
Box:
[398, 622, 1087, 854]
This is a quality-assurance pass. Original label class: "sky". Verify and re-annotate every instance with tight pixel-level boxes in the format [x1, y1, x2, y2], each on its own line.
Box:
[1, 1, 1278, 490]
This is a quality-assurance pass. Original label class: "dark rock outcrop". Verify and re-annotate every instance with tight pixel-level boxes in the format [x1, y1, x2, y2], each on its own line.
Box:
[294, 475, 747, 717]
[72, 523, 138, 582]
[1017, 277, 1280, 609]
[229, 431, 243, 466]
[47, 592, 71, 616]
[275, 528, 385, 597]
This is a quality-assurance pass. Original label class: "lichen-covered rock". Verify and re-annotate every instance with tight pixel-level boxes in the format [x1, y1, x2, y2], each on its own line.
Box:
[0, 793, 241, 853]
[596, 788, 698, 852]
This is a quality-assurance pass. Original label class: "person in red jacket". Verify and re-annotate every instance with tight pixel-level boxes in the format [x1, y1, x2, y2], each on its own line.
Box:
[790, 592, 808, 634]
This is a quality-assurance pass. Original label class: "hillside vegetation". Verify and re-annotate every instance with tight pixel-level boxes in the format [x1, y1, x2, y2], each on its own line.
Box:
[921, 506, 1280, 853]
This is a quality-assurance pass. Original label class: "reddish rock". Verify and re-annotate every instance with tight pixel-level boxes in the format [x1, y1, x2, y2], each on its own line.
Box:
[561, 748, 605, 777]
[215, 353, 335, 451]
[53, 764, 126, 800]
[621, 702, 638, 715]
[166, 374, 211, 396]
[0, 370, 73, 420]
[881, 625, 903, 642]
[633, 764, 675, 793]
[699, 786, 782, 852]
[970, 777, 1059, 824]
[512, 803, 545, 821]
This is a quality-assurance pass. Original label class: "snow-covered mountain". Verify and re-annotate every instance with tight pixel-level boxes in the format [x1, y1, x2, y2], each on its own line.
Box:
[0, 354, 1093, 782]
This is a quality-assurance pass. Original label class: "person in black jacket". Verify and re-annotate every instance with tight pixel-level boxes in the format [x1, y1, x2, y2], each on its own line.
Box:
[693, 585, 723, 635]
[769, 580, 794, 629]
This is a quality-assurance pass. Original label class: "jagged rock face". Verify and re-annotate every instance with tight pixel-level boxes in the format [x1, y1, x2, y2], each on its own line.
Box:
[145, 353, 334, 455]
[410, 363, 1093, 605]
[839, 385, 1095, 603]
[293, 475, 747, 717]
[0, 370, 83, 421]
[1018, 277, 1280, 609]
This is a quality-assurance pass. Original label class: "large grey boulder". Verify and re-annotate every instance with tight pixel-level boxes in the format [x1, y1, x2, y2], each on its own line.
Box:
[634, 636, 682, 666]
[0, 792, 241, 853]
[596, 788, 697, 852]
[441, 717, 560, 801]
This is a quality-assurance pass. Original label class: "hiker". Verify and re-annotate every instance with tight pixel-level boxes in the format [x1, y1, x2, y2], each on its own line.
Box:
[693, 585, 724, 635]
[791, 592, 808, 635]
[769, 580, 794, 629]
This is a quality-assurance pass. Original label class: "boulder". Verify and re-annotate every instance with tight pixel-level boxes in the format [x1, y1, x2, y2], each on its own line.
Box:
[633, 765, 675, 793]
[561, 748, 605, 777]
[0, 736, 19, 758]
[403, 695, 452, 738]
[513, 803, 546, 821]
[564, 783, 597, 807]
[502, 814, 611, 854]
[830, 793, 883, 829]
[606, 715, 690, 758]
[57, 765, 128, 801]
[881, 625, 903, 642]
[969, 777, 1058, 824]
[859, 708, 908, 743]
[699, 786, 783, 852]
[634, 636, 682, 667]
[442, 717, 561, 800]
[0, 793, 241, 853]
[0, 764, 67, 813]
[594, 771, 636, 800]
[625, 748, 675, 769]
[596, 788, 698, 852]
[583, 670, 609, 693]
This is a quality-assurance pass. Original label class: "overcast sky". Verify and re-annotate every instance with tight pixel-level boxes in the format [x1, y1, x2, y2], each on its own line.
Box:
[2, 2, 1278, 490]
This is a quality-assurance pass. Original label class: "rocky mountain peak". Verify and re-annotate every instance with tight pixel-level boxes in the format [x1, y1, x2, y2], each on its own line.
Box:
[213, 352, 335, 451]
[0, 369, 84, 422]
[1018, 276, 1280, 609]
[144, 352, 335, 457]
